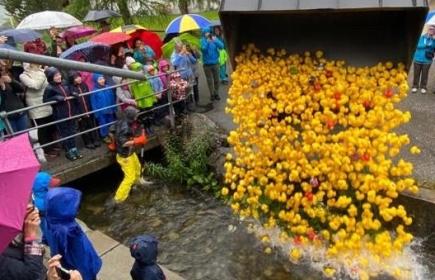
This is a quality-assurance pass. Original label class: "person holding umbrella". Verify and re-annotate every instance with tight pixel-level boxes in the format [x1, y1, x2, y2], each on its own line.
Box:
[412, 25, 435, 94]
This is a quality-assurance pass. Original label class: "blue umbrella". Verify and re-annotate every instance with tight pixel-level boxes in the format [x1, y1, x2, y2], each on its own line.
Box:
[0, 29, 41, 43]
[210, 20, 221, 27]
[59, 41, 110, 63]
[426, 11, 435, 24]
[0, 44, 18, 51]
[165, 14, 211, 34]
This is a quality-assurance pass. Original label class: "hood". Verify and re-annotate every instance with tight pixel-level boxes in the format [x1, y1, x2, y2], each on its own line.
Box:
[92, 73, 104, 85]
[32, 172, 60, 211]
[202, 27, 212, 35]
[158, 60, 169, 71]
[68, 71, 81, 85]
[131, 62, 144, 72]
[129, 235, 158, 265]
[45, 187, 82, 222]
[44, 67, 60, 83]
[124, 106, 139, 123]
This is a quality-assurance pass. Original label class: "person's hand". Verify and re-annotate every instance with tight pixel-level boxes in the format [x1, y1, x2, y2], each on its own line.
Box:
[69, 270, 83, 280]
[0, 35, 7, 44]
[54, 95, 66, 102]
[47, 255, 62, 280]
[23, 207, 40, 238]
[155, 93, 162, 99]
[123, 140, 134, 147]
[49, 28, 57, 39]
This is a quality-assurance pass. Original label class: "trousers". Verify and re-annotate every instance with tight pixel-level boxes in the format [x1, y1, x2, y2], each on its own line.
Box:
[115, 153, 141, 202]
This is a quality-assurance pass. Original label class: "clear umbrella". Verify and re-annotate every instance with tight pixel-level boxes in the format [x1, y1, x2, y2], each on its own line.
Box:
[16, 11, 83, 30]
[83, 10, 122, 22]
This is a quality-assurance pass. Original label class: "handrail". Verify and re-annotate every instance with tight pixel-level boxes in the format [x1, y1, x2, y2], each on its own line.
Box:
[0, 69, 184, 118]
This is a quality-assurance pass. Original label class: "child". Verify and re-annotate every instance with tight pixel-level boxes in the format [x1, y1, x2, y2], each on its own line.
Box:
[113, 76, 137, 112]
[129, 235, 166, 280]
[43, 67, 83, 161]
[68, 71, 100, 149]
[169, 72, 189, 116]
[147, 66, 169, 126]
[90, 73, 116, 144]
[158, 60, 170, 92]
[109, 106, 148, 204]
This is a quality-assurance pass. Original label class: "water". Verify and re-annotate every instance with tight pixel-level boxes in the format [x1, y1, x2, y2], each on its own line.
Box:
[69, 152, 435, 280]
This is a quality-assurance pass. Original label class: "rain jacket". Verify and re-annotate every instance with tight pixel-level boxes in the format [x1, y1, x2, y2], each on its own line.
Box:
[0, 243, 46, 280]
[90, 73, 116, 118]
[43, 67, 76, 120]
[0, 79, 26, 118]
[148, 74, 164, 95]
[68, 71, 93, 116]
[45, 187, 102, 280]
[19, 66, 52, 120]
[171, 51, 196, 81]
[110, 106, 146, 158]
[413, 34, 435, 64]
[129, 235, 166, 280]
[133, 46, 155, 64]
[158, 60, 169, 90]
[78, 71, 94, 93]
[200, 27, 224, 65]
[113, 76, 137, 112]
[32, 172, 55, 245]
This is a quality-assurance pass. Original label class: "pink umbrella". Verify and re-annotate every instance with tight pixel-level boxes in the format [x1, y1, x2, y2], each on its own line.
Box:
[60, 26, 96, 39]
[0, 134, 40, 254]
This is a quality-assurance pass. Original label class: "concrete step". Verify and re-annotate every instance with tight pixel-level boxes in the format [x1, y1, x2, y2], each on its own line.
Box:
[87, 230, 185, 280]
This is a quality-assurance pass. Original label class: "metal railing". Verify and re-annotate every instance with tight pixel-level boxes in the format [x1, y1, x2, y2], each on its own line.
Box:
[0, 66, 195, 154]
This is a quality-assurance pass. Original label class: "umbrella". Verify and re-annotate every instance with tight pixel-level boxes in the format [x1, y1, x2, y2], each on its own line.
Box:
[0, 44, 18, 51]
[0, 133, 41, 254]
[89, 32, 131, 45]
[59, 41, 110, 63]
[426, 11, 435, 24]
[83, 10, 122, 22]
[162, 33, 200, 60]
[16, 11, 83, 30]
[60, 26, 97, 39]
[110, 24, 147, 34]
[165, 14, 212, 34]
[0, 29, 41, 43]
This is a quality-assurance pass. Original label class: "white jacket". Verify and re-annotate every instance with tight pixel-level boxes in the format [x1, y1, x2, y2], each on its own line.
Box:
[19, 66, 52, 119]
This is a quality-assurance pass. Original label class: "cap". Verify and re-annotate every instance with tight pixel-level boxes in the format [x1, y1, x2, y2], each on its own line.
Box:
[49, 177, 61, 188]
[126, 56, 136, 67]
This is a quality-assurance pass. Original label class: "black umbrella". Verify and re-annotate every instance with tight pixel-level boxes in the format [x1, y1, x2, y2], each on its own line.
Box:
[83, 10, 122, 22]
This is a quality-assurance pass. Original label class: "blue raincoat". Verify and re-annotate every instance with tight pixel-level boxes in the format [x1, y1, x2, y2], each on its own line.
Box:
[89, 73, 116, 118]
[130, 235, 166, 280]
[32, 172, 54, 244]
[45, 187, 102, 280]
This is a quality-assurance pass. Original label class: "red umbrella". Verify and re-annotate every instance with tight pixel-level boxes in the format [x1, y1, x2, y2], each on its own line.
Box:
[60, 26, 96, 39]
[128, 30, 163, 59]
[89, 32, 131, 45]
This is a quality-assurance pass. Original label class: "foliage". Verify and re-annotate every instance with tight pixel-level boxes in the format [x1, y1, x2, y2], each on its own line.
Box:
[147, 129, 220, 196]
[0, 0, 67, 22]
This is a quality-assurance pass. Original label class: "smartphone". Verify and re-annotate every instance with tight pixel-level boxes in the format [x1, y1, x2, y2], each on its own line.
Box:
[30, 194, 36, 210]
[56, 265, 71, 280]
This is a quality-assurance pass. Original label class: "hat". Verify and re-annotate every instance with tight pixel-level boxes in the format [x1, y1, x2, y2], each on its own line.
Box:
[49, 177, 61, 187]
[125, 56, 136, 67]
[147, 66, 156, 73]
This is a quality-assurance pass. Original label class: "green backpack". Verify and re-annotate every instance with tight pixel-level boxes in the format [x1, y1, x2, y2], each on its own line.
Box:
[130, 79, 157, 109]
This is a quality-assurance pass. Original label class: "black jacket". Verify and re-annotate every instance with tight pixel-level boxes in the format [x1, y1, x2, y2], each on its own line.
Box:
[68, 71, 92, 116]
[43, 81, 77, 120]
[0, 244, 46, 280]
[0, 80, 25, 118]
[110, 119, 143, 158]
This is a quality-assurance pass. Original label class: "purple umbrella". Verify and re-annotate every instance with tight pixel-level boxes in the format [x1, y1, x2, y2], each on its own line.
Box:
[0, 134, 40, 254]
[60, 26, 96, 39]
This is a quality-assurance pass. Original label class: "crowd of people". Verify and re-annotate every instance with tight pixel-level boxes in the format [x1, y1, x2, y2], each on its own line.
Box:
[0, 24, 228, 163]
[0, 172, 167, 280]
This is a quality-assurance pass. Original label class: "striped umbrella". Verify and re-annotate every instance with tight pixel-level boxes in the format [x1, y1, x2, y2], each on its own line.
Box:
[110, 24, 147, 34]
[165, 14, 211, 34]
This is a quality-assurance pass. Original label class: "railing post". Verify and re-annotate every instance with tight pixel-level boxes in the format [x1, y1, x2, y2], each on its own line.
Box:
[166, 72, 176, 129]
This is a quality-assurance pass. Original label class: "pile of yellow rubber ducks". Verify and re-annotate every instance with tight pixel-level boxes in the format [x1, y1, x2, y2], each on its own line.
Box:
[222, 43, 420, 279]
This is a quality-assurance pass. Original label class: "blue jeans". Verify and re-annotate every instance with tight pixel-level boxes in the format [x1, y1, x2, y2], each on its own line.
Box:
[8, 113, 28, 134]
[220, 64, 228, 82]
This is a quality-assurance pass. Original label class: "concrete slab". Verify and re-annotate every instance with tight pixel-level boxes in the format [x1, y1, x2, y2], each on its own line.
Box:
[86, 230, 120, 256]
[98, 243, 185, 280]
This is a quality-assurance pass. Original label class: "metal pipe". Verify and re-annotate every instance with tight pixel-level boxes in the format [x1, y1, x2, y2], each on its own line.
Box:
[0, 49, 146, 81]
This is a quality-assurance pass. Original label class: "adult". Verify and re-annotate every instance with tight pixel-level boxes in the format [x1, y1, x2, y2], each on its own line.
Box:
[48, 28, 64, 58]
[200, 27, 224, 101]
[0, 69, 27, 134]
[23, 38, 47, 55]
[100, 21, 111, 34]
[184, 41, 201, 103]
[20, 63, 58, 157]
[133, 38, 155, 65]
[412, 25, 435, 94]
[65, 35, 77, 50]
[171, 40, 197, 83]
[110, 44, 125, 69]
[213, 26, 229, 85]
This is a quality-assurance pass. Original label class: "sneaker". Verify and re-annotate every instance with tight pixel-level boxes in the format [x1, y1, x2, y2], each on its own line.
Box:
[65, 150, 77, 161]
[421, 88, 427, 94]
[214, 94, 221, 100]
[93, 141, 101, 148]
[411, 87, 418, 93]
[72, 148, 83, 159]
[85, 143, 95, 149]
[102, 136, 111, 144]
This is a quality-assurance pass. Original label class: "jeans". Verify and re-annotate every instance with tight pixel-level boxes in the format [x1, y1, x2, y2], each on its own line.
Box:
[33, 116, 57, 153]
[96, 114, 115, 138]
[203, 64, 220, 97]
[115, 153, 141, 202]
[193, 77, 199, 102]
[8, 113, 28, 134]
[56, 119, 77, 151]
[220, 64, 228, 82]
[412, 61, 431, 89]
[78, 117, 99, 146]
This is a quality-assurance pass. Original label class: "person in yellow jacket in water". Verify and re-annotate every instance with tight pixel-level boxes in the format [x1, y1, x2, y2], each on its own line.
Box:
[109, 106, 150, 205]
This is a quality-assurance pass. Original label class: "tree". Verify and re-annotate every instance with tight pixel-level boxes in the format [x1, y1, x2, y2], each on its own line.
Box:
[166, 0, 220, 14]
[0, 0, 67, 22]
